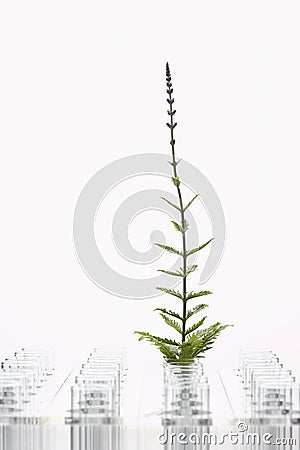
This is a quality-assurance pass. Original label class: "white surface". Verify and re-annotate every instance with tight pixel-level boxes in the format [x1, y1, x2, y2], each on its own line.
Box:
[0, 0, 300, 422]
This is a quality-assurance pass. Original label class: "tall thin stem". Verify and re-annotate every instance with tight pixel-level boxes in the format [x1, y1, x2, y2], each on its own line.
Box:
[166, 63, 188, 343]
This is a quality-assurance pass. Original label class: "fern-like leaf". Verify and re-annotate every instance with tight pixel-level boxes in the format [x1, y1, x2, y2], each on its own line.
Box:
[184, 194, 199, 211]
[186, 323, 233, 358]
[161, 196, 180, 211]
[185, 316, 207, 336]
[159, 314, 182, 334]
[186, 291, 213, 301]
[161, 265, 198, 278]
[186, 304, 208, 319]
[134, 332, 179, 346]
[154, 308, 183, 321]
[156, 287, 183, 299]
[155, 243, 182, 255]
[177, 342, 195, 362]
[171, 221, 183, 233]
[185, 264, 198, 276]
[157, 269, 183, 277]
[134, 332, 180, 360]
[171, 220, 189, 233]
[186, 238, 214, 257]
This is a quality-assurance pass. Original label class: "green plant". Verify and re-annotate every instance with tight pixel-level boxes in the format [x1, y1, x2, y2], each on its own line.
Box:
[135, 63, 232, 363]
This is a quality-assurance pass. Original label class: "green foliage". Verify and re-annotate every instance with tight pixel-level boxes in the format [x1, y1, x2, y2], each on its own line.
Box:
[171, 220, 189, 233]
[135, 323, 233, 363]
[168, 158, 182, 168]
[185, 317, 207, 336]
[157, 269, 183, 277]
[159, 314, 182, 334]
[186, 291, 212, 301]
[134, 63, 232, 364]
[186, 304, 208, 319]
[154, 308, 183, 321]
[155, 288, 183, 300]
[161, 196, 180, 211]
[184, 194, 199, 211]
[184, 323, 233, 358]
[134, 332, 180, 360]
[186, 239, 214, 257]
[155, 243, 182, 256]
[186, 264, 199, 276]
[172, 176, 181, 187]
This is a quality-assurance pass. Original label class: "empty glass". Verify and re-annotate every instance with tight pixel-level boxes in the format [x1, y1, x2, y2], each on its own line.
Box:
[0, 348, 55, 423]
[66, 348, 127, 425]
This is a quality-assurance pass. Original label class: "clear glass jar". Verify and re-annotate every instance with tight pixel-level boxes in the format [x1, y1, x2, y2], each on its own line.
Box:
[70, 384, 116, 425]
[253, 380, 296, 424]
[0, 379, 23, 424]
[163, 361, 210, 427]
[67, 348, 127, 426]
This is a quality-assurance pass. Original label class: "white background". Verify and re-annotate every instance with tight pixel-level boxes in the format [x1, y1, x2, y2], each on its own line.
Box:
[0, 0, 300, 419]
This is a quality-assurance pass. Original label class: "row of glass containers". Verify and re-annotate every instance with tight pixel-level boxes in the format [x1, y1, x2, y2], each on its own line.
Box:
[68, 348, 127, 425]
[162, 359, 211, 426]
[238, 350, 300, 424]
[0, 348, 54, 424]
